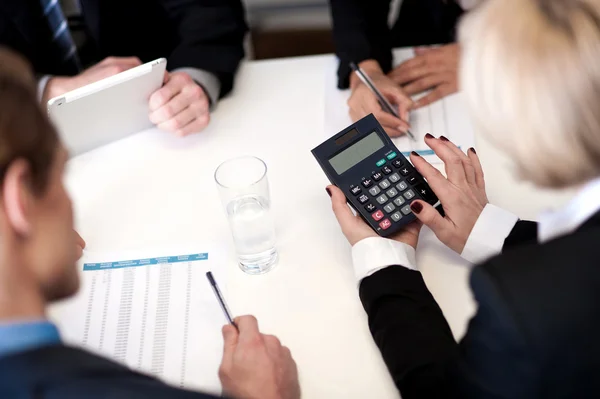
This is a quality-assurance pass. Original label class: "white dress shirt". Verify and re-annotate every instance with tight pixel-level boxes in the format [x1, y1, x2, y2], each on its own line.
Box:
[352, 177, 600, 283]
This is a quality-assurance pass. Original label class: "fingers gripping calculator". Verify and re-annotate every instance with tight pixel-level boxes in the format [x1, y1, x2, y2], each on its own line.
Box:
[312, 114, 439, 237]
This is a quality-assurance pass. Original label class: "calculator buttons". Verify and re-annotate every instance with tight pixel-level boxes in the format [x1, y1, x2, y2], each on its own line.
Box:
[386, 188, 398, 198]
[400, 167, 411, 176]
[372, 172, 383, 181]
[387, 152, 398, 160]
[389, 173, 401, 183]
[407, 175, 419, 185]
[350, 185, 362, 195]
[379, 179, 391, 189]
[368, 186, 381, 196]
[376, 194, 388, 204]
[364, 203, 377, 212]
[392, 159, 404, 169]
[396, 181, 408, 192]
[404, 189, 416, 200]
[393, 197, 405, 207]
[379, 219, 392, 230]
[362, 179, 373, 188]
[376, 159, 386, 167]
[358, 194, 369, 204]
[383, 203, 396, 214]
[401, 204, 412, 215]
[416, 184, 438, 205]
[372, 210, 384, 221]
[390, 212, 402, 222]
[382, 166, 393, 175]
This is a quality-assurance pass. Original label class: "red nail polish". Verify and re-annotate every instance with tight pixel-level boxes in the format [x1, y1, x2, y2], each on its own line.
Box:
[425, 133, 434, 139]
[410, 201, 423, 214]
[411, 151, 421, 157]
[440, 136, 449, 142]
[326, 188, 332, 197]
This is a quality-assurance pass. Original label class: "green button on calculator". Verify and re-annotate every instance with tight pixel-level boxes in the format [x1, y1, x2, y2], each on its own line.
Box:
[376, 159, 386, 167]
[387, 152, 397, 160]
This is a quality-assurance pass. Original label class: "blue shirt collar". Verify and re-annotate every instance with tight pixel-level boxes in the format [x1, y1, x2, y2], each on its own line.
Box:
[0, 320, 61, 358]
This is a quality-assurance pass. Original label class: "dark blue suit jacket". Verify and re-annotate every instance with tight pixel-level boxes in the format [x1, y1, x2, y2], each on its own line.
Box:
[0, 345, 221, 398]
[329, 0, 464, 88]
[0, 0, 247, 97]
[359, 214, 600, 398]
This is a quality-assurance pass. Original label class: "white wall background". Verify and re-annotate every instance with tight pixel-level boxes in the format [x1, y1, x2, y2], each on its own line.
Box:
[242, 0, 402, 31]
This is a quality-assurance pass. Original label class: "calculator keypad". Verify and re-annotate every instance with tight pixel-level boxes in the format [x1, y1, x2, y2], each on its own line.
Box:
[379, 179, 391, 189]
[372, 210, 384, 221]
[386, 188, 398, 198]
[349, 159, 437, 232]
[368, 186, 381, 196]
[376, 194, 388, 204]
[358, 194, 369, 204]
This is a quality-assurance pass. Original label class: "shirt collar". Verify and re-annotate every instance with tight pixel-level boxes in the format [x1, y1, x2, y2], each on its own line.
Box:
[0, 320, 61, 358]
[538, 177, 600, 243]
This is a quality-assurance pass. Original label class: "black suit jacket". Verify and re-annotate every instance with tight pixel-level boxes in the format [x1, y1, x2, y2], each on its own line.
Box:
[329, 0, 464, 89]
[0, 0, 247, 97]
[360, 213, 600, 398]
[0, 344, 222, 398]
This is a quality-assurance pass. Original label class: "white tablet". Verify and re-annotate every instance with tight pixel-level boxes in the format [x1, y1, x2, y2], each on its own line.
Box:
[47, 58, 167, 156]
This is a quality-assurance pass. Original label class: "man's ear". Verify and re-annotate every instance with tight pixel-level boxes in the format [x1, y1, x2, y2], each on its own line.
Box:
[2, 159, 33, 236]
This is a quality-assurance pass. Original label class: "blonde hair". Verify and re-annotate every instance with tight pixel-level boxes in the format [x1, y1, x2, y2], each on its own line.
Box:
[459, 0, 600, 188]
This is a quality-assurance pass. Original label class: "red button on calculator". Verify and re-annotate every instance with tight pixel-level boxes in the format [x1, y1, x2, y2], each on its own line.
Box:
[372, 210, 384, 221]
[379, 219, 392, 230]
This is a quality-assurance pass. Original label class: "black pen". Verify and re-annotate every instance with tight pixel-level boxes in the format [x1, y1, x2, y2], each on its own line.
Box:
[206, 271, 238, 330]
[350, 62, 416, 141]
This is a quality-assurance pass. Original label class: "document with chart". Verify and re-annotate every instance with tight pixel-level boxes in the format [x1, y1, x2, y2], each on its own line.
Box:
[324, 48, 475, 164]
[49, 247, 227, 395]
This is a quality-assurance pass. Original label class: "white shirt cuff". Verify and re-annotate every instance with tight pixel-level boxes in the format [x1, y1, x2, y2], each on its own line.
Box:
[460, 204, 519, 264]
[172, 67, 220, 110]
[37, 75, 52, 104]
[351, 237, 417, 284]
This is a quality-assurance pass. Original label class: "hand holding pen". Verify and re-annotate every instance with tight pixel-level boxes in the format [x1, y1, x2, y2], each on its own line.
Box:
[348, 60, 415, 139]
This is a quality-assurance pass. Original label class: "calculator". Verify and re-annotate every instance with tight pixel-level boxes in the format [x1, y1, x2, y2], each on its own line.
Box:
[312, 114, 439, 237]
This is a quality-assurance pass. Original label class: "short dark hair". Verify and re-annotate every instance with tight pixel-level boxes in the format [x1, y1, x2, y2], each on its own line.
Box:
[0, 48, 59, 194]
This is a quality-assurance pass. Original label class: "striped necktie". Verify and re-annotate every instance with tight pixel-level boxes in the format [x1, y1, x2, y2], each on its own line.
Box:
[40, 0, 82, 74]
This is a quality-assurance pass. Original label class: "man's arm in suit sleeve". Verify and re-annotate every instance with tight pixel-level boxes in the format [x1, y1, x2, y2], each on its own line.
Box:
[329, 0, 393, 89]
[160, 0, 248, 100]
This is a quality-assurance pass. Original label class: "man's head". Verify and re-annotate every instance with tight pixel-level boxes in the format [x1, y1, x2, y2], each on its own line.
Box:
[0, 48, 79, 303]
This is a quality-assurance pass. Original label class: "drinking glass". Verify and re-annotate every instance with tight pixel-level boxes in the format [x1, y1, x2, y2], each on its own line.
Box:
[214, 156, 278, 274]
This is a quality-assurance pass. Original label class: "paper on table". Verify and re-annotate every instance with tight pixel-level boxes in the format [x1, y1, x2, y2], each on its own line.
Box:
[324, 48, 475, 164]
[49, 247, 228, 396]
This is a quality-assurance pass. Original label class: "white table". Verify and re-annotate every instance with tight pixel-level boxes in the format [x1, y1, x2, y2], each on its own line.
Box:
[59, 54, 576, 399]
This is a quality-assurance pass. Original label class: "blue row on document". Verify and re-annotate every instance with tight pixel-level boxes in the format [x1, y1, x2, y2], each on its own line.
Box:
[83, 253, 209, 271]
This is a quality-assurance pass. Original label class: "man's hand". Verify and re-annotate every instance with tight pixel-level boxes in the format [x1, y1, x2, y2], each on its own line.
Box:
[149, 72, 210, 137]
[43, 57, 142, 103]
[389, 44, 459, 109]
[219, 316, 301, 399]
[348, 60, 413, 138]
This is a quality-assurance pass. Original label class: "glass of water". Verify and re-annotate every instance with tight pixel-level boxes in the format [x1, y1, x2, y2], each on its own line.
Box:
[214, 156, 278, 274]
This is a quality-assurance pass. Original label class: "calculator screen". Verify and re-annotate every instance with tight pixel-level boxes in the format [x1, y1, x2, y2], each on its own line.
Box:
[328, 132, 384, 175]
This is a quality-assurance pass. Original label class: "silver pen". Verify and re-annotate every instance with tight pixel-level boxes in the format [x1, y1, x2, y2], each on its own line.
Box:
[350, 62, 416, 141]
[206, 271, 238, 331]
